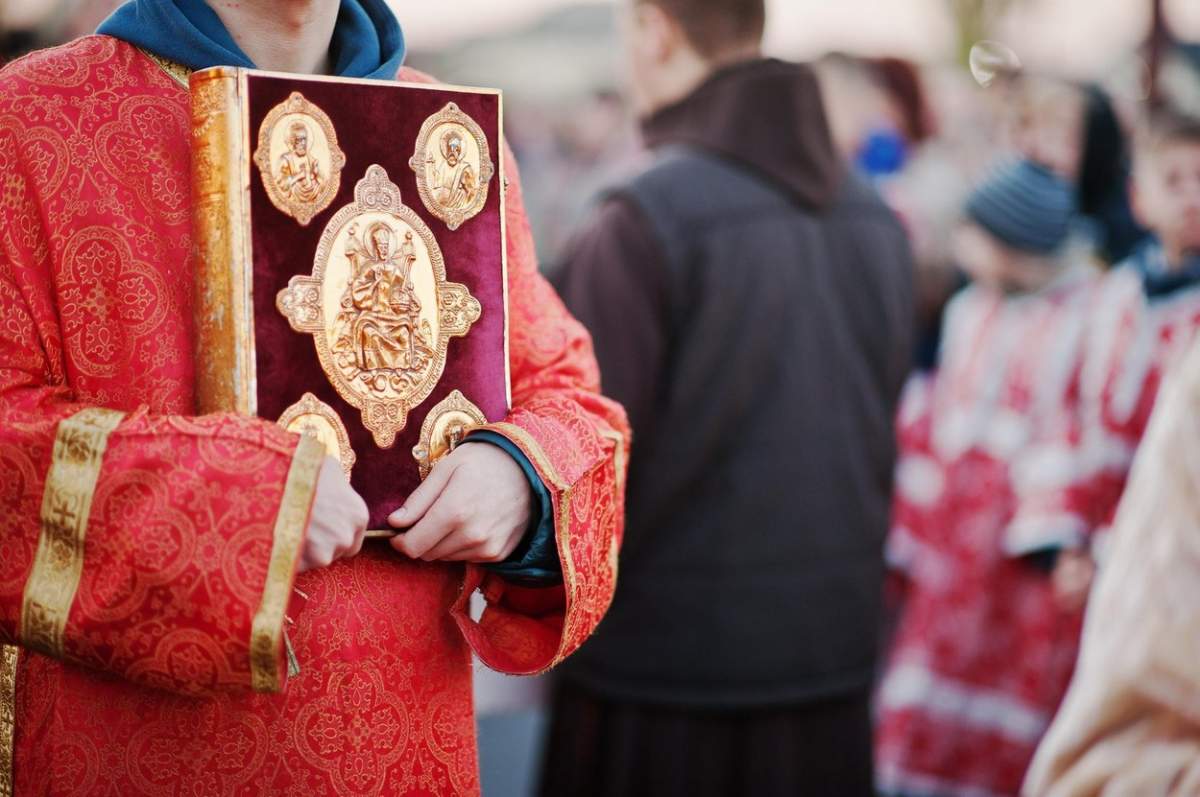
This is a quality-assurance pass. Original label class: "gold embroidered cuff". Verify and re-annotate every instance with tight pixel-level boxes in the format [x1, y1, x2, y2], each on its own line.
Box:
[0, 645, 16, 797]
[21, 408, 125, 659]
[480, 422, 567, 490]
[250, 433, 323, 692]
[597, 428, 627, 578]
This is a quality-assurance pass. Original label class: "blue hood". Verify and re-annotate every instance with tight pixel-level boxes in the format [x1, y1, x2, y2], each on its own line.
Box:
[97, 0, 405, 80]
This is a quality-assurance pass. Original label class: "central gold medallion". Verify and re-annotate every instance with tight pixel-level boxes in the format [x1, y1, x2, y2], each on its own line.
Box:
[276, 165, 481, 447]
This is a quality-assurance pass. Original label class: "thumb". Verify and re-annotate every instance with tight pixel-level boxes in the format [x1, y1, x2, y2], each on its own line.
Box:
[388, 458, 455, 528]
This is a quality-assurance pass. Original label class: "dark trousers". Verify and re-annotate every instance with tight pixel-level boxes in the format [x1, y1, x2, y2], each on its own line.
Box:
[538, 680, 874, 797]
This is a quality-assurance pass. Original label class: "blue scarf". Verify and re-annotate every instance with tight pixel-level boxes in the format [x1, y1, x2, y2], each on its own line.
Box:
[1128, 239, 1200, 299]
[96, 0, 405, 80]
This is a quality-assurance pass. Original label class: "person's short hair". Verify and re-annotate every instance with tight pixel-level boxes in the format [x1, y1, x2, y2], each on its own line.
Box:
[640, 0, 765, 60]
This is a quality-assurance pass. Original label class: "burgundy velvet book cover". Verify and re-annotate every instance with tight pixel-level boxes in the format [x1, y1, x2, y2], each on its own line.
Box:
[192, 69, 509, 528]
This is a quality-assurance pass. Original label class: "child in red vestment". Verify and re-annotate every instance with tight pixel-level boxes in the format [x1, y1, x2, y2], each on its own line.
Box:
[1023, 108, 1200, 797]
[878, 158, 1101, 797]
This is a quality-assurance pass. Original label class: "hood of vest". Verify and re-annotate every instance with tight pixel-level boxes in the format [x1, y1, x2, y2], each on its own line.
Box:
[640, 58, 843, 211]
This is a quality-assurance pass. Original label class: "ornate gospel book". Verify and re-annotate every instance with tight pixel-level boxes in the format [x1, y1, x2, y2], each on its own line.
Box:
[190, 67, 509, 529]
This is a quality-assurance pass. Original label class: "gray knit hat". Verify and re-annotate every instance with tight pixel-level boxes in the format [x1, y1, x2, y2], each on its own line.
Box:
[965, 159, 1077, 255]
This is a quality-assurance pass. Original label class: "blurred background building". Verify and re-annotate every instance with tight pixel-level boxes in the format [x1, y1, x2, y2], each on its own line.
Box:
[1, 1, 1197, 794]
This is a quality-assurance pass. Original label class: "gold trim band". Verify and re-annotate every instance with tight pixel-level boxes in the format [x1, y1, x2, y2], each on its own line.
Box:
[598, 428, 627, 496]
[598, 428, 626, 582]
[0, 645, 16, 797]
[482, 422, 567, 490]
[21, 408, 125, 659]
[139, 49, 192, 88]
[250, 434, 323, 692]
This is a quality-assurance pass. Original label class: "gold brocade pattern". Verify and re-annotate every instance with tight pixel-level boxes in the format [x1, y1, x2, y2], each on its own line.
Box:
[0, 645, 14, 797]
[251, 434, 323, 693]
[21, 408, 125, 658]
[599, 428, 627, 577]
[140, 49, 191, 87]
[478, 420, 586, 661]
[484, 421, 568, 490]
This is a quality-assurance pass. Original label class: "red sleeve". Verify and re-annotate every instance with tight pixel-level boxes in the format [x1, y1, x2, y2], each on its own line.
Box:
[1006, 343, 1091, 555]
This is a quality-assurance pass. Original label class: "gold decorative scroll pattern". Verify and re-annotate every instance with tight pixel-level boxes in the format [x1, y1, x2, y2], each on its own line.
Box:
[0, 645, 14, 797]
[139, 49, 191, 88]
[21, 408, 125, 660]
[250, 433, 324, 693]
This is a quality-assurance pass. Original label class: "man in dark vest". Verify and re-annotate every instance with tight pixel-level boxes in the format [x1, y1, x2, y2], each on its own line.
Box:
[541, 1, 914, 794]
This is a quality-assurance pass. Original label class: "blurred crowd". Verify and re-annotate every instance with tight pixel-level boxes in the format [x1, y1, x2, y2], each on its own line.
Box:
[519, 3, 1200, 792]
[523, 2, 1200, 792]
[5, 1, 1200, 795]
[531, 11, 1200, 791]
[810, 30, 1200, 797]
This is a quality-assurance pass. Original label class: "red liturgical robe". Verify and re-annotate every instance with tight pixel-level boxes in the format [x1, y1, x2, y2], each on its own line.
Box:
[0, 36, 629, 796]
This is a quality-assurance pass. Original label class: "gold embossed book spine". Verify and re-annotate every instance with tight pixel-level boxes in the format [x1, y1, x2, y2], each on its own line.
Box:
[190, 67, 256, 416]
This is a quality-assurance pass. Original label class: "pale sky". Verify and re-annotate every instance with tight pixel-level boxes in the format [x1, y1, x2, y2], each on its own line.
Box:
[389, 0, 595, 49]
[1, 0, 1197, 76]
[388, 0, 955, 55]
[389, 0, 1199, 76]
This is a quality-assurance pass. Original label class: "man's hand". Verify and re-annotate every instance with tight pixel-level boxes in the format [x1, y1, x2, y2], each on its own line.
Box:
[299, 456, 369, 573]
[388, 442, 532, 563]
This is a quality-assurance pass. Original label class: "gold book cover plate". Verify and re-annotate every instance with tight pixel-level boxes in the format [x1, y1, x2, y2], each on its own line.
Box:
[190, 67, 510, 530]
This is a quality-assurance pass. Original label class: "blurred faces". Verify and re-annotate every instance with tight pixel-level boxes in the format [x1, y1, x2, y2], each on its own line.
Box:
[1132, 140, 1200, 264]
[953, 223, 1057, 294]
[1010, 80, 1086, 182]
[813, 55, 897, 163]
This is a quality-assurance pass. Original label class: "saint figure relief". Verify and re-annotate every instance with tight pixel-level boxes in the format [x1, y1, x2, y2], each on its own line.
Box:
[275, 120, 323, 203]
[334, 220, 434, 379]
[429, 128, 478, 211]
